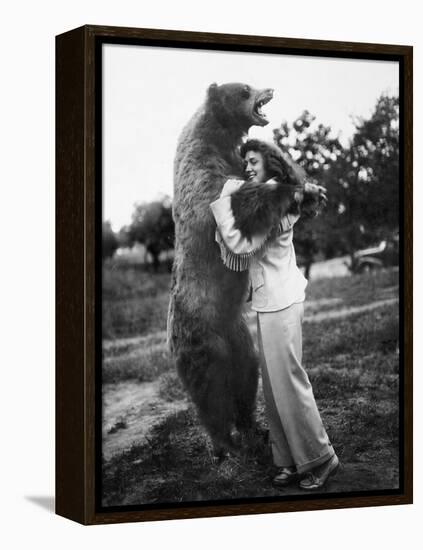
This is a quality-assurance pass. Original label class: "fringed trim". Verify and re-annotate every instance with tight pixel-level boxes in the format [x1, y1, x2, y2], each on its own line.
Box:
[216, 223, 284, 272]
[215, 230, 252, 271]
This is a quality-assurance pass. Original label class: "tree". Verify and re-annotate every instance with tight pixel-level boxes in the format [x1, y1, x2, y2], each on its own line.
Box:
[116, 225, 132, 249]
[273, 111, 344, 277]
[274, 110, 343, 178]
[128, 195, 174, 272]
[323, 94, 399, 261]
[272, 95, 399, 271]
[350, 94, 399, 234]
[102, 221, 119, 260]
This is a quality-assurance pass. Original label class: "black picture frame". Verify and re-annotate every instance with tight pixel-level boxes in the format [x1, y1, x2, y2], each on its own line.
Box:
[56, 24, 413, 525]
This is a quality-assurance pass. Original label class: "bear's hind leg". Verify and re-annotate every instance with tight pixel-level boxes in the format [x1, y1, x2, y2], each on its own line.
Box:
[230, 321, 259, 440]
[175, 328, 239, 461]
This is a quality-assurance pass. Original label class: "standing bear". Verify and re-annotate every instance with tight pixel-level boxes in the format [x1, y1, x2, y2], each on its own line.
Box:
[167, 83, 306, 459]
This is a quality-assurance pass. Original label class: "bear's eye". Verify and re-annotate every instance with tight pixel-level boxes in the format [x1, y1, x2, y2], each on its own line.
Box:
[241, 85, 250, 99]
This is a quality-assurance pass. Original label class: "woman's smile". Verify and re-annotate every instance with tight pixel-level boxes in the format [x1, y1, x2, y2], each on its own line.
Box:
[244, 150, 267, 184]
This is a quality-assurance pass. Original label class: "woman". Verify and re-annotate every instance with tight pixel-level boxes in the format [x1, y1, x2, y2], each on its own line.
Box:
[210, 139, 339, 490]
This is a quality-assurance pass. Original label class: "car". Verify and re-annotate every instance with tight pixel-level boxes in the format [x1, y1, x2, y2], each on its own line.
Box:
[349, 237, 399, 274]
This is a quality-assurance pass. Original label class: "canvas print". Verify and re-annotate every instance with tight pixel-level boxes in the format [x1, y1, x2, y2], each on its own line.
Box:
[101, 44, 400, 508]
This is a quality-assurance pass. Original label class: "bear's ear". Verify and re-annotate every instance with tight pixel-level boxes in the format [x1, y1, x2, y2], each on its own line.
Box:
[207, 82, 219, 99]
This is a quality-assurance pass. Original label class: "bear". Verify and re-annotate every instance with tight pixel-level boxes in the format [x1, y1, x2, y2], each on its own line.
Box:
[167, 82, 304, 460]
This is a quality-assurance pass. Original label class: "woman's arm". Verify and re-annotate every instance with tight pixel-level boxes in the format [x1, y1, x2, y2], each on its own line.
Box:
[210, 179, 303, 271]
[210, 180, 269, 256]
[210, 179, 271, 271]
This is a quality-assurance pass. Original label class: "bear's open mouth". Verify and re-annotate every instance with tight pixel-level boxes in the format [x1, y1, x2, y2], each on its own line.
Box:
[252, 89, 273, 125]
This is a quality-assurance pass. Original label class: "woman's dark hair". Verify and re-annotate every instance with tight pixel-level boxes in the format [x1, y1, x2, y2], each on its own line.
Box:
[240, 138, 313, 217]
[240, 139, 290, 185]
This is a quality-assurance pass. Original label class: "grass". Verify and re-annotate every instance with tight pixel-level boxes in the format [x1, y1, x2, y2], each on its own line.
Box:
[103, 340, 172, 384]
[304, 304, 399, 361]
[306, 266, 398, 307]
[157, 371, 186, 402]
[102, 259, 172, 339]
[102, 262, 400, 506]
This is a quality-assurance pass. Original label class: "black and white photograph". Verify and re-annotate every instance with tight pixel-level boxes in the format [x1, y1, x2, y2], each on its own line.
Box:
[3, 0, 422, 544]
[100, 42, 402, 509]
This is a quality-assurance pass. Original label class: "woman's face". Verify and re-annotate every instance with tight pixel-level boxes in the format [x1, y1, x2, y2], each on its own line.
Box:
[244, 150, 267, 184]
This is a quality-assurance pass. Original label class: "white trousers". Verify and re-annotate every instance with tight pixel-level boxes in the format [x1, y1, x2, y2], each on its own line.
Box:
[257, 302, 334, 473]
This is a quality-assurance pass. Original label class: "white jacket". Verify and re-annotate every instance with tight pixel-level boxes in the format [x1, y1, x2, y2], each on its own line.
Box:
[210, 179, 307, 312]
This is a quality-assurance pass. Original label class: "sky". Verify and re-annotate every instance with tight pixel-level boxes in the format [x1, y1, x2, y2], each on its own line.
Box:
[103, 44, 399, 231]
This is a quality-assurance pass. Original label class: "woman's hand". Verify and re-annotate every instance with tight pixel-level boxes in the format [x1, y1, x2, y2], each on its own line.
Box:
[304, 181, 328, 207]
[220, 178, 245, 197]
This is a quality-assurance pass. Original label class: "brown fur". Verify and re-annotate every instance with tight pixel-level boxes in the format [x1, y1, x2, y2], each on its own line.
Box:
[231, 180, 295, 240]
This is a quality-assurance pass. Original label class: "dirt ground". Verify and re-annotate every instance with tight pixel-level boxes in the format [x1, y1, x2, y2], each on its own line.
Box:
[103, 294, 398, 462]
[103, 380, 189, 461]
[102, 268, 400, 505]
